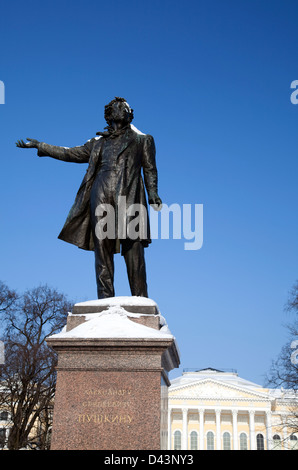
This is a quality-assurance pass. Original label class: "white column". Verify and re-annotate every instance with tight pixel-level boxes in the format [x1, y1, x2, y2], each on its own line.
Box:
[167, 408, 172, 450]
[249, 410, 256, 450]
[199, 409, 204, 450]
[216, 409, 221, 450]
[232, 409, 238, 450]
[266, 411, 272, 451]
[182, 408, 188, 450]
[282, 416, 288, 450]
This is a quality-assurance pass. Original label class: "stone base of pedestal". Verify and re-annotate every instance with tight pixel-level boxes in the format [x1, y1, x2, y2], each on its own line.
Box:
[46, 297, 180, 450]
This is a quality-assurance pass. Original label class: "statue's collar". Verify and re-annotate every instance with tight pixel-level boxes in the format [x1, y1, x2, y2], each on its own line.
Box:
[96, 123, 131, 139]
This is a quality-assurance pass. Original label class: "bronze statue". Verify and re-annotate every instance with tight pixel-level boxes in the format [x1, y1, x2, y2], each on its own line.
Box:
[16, 97, 162, 299]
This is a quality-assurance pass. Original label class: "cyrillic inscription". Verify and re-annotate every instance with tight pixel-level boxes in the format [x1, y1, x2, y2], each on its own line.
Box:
[78, 388, 134, 425]
[78, 414, 132, 424]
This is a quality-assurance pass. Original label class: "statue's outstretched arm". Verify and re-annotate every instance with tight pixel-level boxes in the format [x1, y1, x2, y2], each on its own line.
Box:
[16, 137, 39, 149]
[16, 137, 92, 164]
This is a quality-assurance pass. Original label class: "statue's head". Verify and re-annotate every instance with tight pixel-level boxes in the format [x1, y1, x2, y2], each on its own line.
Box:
[104, 97, 134, 126]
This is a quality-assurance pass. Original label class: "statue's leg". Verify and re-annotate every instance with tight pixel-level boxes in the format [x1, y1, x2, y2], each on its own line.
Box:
[94, 237, 115, 299]
[122, 241, 148, 297]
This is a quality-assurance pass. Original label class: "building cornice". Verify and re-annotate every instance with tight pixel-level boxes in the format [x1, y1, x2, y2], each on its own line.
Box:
[170, 378, 270, 401]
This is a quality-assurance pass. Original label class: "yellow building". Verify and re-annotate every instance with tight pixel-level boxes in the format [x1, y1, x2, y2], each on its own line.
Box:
[168, 368, 298, 450]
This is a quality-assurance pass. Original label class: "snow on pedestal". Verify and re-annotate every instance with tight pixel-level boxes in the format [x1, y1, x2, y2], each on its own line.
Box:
[50, 304, 174, 340]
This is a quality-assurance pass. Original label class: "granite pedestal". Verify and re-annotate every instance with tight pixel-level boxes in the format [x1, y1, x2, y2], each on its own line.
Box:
[46, 297, 180, 450]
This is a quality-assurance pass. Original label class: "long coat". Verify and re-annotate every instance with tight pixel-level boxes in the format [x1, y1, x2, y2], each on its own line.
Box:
[37, 126, 159, 252]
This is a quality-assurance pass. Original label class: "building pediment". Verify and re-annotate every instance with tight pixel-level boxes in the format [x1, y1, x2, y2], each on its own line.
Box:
[169, 379, 269, 401]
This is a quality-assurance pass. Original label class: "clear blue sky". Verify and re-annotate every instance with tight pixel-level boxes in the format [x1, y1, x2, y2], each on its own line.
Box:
[0, 0, 297, 385]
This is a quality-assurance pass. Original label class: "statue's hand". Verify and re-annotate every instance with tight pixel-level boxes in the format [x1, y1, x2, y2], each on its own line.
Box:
[148, 192, 162, 211]
[16, 138, 40, 149]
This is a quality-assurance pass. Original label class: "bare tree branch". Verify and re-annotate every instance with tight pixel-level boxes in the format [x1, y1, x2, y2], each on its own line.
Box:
[0, 283, 72, 449]
[266, 280, 298, 435]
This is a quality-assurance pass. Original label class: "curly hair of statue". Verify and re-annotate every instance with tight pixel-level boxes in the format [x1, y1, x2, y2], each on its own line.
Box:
[104, 97, 134, 124]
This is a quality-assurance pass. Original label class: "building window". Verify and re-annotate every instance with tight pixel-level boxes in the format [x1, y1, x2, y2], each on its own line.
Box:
[256, 433, 265, 450]
[240, 432, 248, 450]
[290, 434, 298, 450]
[273, 434, 281, 450]
[0, 429, 6, 448]
[207, 431, 214, 450]
[205, 414, 215, 424]
[223, 432, 231, 450]
[221, 414, 232, 424]
[255, 415, 265, 424]
[238, 414, 248, 424]
[173, 430, 181, 450]
[190, 431, 198, 450]
[0, 411, 8, 421]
